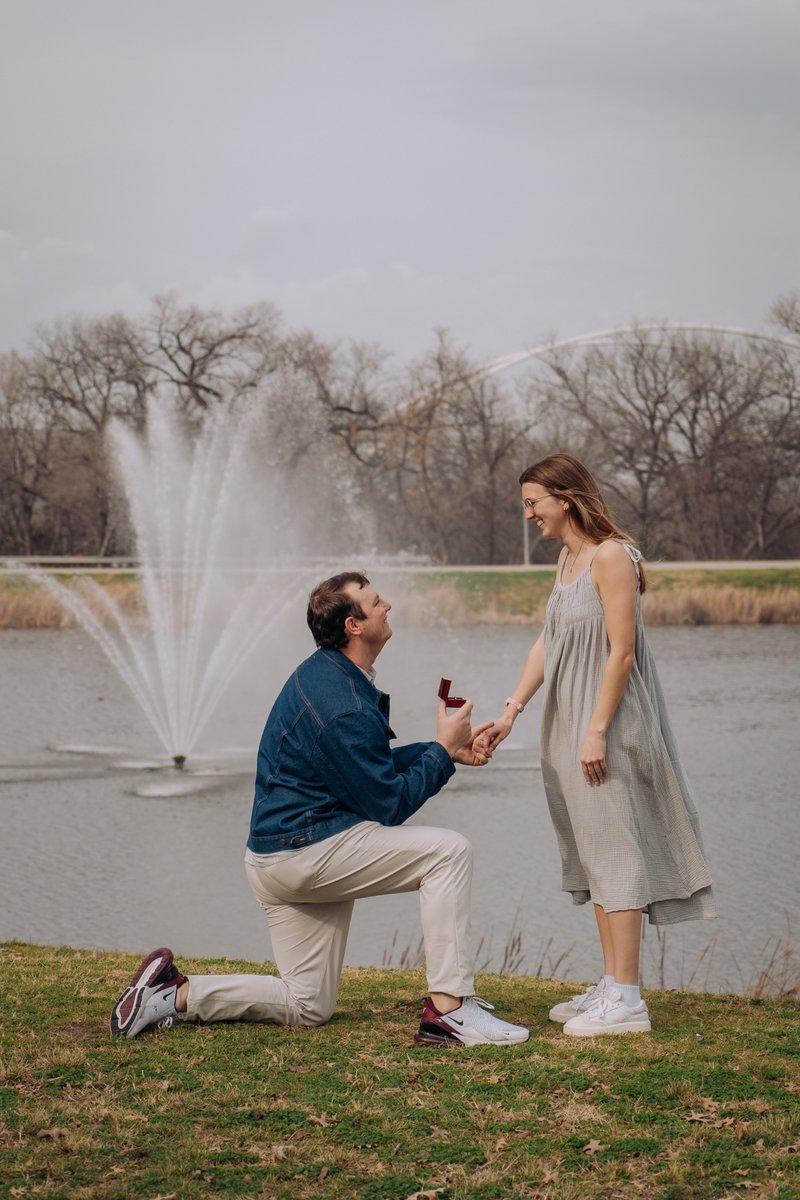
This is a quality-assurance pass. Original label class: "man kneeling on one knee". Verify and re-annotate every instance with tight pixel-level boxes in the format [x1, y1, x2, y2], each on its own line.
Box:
[111, 572, 530, 1047]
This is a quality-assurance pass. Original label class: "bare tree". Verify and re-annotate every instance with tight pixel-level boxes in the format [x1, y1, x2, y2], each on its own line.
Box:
[533, 326, 800, 559]
[376, 333, 537, 563]
[17, 314, 154, 553]
[771, 290, 800, 339]
[279, 331, 391, 467]
[0, 352, 58, 554]
[144, 293, 283, 417]
[3, 297, 798, 561]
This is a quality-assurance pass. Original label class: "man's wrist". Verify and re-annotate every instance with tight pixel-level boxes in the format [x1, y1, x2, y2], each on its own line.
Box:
[434, 739, 459, 762]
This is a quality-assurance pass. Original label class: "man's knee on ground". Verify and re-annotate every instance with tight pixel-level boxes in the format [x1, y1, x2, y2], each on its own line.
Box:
[293, 994, 336, 1028]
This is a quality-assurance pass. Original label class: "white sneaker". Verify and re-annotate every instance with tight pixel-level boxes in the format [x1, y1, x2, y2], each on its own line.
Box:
[548, 977, 606, 1024]
[562, 988, 651, 1037]
[415, 995, 530, 1046]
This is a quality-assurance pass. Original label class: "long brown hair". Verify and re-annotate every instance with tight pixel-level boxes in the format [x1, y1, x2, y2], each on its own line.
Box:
[519, 454, 647, 592]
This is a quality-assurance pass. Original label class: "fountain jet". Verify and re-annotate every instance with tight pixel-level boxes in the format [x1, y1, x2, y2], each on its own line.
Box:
[24, 398, 308, 767]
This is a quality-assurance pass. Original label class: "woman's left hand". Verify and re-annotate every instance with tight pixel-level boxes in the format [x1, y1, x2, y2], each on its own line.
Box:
[454, 721, 495, 767]
[580, 731, 608, 786]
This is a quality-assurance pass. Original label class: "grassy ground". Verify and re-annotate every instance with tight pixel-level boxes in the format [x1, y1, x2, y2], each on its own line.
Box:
[1, 944, 798, 1199]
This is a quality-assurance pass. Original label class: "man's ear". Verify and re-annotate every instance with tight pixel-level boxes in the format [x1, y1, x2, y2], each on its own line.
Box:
[344, 615, 362, 639]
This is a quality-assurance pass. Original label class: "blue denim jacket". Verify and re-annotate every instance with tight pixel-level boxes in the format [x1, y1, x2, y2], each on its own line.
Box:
[247, 648, 456, 854]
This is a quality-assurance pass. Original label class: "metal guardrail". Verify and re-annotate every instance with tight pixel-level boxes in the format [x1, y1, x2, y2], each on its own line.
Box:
[2, 557, 799, 573]
[3, 557, 139, 569]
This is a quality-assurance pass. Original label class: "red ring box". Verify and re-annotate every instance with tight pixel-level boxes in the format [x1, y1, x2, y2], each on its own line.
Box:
[438, 677, 467, 708]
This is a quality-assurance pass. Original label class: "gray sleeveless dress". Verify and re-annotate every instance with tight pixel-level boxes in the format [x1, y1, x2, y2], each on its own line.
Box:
[540, 543, 716, 925]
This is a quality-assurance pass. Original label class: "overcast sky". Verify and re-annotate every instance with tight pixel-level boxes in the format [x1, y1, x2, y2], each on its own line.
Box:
[1, 0, 798, 364]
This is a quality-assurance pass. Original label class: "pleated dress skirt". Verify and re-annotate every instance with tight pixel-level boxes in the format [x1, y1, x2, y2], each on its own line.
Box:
[539, 552, 716, 925]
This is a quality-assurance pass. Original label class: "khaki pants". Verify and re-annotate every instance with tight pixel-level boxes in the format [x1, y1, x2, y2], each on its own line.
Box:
[183, 820, 475, 1028]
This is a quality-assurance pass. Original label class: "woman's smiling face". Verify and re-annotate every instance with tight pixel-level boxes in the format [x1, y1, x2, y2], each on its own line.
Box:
[521, 483, 565, 539]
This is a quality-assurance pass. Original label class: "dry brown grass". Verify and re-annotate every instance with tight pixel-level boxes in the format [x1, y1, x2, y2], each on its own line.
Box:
[0, 578, 142, 629]
[393, 580, 800, 626]
[641, 584, 800, 625]
[394, 582, 549, 627]
[2, 571, 799, 629]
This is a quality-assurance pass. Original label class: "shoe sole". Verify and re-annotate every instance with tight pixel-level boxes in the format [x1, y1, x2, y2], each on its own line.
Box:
[415, 1027, 530, 1047]
[414, 1029, 465, 1047]
[110, 948, 174, 1037]
[113, 987, 150, 1039]
[563, 1020, 652, 1038]
[550, 1004, 603, 1024]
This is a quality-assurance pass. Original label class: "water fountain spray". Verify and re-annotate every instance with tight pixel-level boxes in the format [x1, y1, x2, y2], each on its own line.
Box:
[21, 398, 308, 768]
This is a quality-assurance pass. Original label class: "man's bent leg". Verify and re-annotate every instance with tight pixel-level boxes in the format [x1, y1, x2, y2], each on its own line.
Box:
[260, 897, 355, 1027]
[182, 972, 302, 1027]
[284, 823, 527, 1047]
[181, 895, 354, 1029]
[266, 822, 475, 999]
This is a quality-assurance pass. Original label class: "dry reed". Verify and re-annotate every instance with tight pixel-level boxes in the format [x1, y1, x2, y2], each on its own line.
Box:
[642, 583, 800, 625]
[383, 923, 800, 997]
[0, 579, 143, 629]
[2, 575, 799, 629]
[392, 582, 549, 627]
[391, 581, 800, 626]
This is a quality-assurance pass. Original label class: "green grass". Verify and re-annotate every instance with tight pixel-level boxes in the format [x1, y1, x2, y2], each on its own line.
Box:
[407, 571, 557, 618]
[2, 944, 798, 1199]
[644, 569, 800, 592]
[398, 568, 800, 622]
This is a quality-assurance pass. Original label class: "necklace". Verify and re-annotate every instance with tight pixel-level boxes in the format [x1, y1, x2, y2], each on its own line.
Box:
[564, 538, 585, 578]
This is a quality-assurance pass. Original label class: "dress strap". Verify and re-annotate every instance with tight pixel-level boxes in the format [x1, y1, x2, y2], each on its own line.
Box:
[587, 540, 643, 582]
[620, 541, 643, 581]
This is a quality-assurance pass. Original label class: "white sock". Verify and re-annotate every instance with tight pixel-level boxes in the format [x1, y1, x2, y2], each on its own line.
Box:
[614, 981, 642, 1007]
[603, 974, 615, 989]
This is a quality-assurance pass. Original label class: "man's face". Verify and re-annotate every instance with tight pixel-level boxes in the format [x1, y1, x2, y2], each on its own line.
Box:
[344, 582, 392, 651]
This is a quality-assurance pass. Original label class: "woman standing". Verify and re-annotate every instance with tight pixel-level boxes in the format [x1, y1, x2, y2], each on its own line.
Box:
[483, 454, 715, 1036]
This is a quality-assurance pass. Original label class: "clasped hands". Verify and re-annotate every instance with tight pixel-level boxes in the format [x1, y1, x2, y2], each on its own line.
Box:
[436, 699, 514, 768]
[441, 701, 610, 785]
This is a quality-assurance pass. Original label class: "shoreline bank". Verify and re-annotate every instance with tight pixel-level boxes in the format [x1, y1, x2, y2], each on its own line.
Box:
[2, 564, 800, 628]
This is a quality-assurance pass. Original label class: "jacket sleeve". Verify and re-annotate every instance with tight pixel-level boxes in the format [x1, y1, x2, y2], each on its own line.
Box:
[315, 711, 455, 826]
[391, 742, 431, 773]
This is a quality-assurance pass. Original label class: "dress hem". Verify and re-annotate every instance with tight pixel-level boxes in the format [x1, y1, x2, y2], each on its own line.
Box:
[564, 886, 717, 926]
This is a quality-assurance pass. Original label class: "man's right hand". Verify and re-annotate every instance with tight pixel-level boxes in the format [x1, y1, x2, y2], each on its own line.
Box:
[435, 697, 475, 758]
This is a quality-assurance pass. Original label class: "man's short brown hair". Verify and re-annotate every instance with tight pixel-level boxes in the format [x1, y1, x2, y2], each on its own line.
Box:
[306, 572, 370, 650]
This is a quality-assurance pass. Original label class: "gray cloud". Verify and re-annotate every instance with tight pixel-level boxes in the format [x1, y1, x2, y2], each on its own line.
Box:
[1, 0, 798, 359]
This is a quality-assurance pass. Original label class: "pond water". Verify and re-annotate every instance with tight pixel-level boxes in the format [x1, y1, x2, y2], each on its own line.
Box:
[1, 616, 798, 994]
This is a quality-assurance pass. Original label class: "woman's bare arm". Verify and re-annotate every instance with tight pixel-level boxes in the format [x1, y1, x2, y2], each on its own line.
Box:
[580, 541, 637, 785]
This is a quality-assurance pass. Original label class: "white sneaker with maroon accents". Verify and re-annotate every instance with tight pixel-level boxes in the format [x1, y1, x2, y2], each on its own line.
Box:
[562, 987, 651, 1037]
[415, 995, 530, 1046]
[110, 947, 185, 1038]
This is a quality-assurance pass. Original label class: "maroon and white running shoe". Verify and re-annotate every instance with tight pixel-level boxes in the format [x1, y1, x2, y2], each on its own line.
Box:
[414, 995, 529, 1047]
[110, 947, 186, 1038]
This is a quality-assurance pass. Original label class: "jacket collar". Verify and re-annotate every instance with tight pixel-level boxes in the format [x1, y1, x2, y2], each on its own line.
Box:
[317, 647, 392, 727]
[317, 646, 375, 684]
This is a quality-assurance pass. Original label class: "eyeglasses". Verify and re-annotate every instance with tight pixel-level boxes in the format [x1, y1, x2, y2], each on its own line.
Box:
[521, 494, 553, 512]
